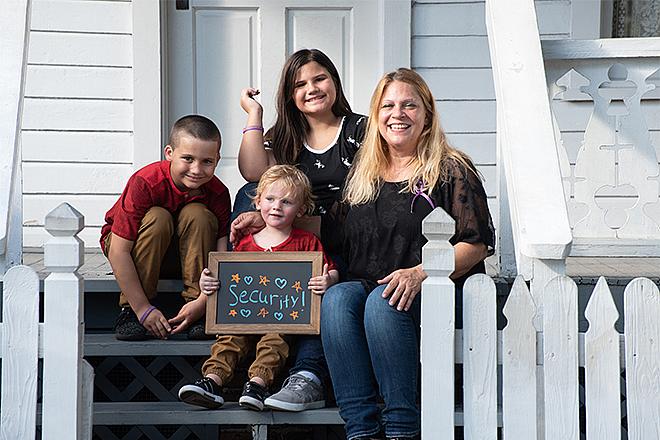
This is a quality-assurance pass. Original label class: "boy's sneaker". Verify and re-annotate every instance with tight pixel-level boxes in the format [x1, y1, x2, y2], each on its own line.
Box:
[264, 373, 325, 411]
[178, 377, 224, 409]
[187, 319, 214, 340]
[238, 380, 270, 411]
[114, 307, 150, 341]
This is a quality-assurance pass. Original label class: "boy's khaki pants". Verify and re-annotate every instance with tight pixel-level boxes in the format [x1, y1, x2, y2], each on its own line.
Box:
[202, 334, 290, 387]
[104, 203, 218, 306]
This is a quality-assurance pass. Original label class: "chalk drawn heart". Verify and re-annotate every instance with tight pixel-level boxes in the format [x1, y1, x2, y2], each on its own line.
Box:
[240, 309, 251, 318]
[275, 278, 287, 289]
[274, 312, 284, 321]
[243, 276, 253, 285]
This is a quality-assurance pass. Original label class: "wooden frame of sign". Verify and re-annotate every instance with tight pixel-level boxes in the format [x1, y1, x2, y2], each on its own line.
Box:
[206, 251, 323, 334]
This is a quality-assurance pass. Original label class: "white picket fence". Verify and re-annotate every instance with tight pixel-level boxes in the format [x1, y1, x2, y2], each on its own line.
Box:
[1, 203, 93, 440]
[421, 207, 660, 439]
[2, 204, 660, 438]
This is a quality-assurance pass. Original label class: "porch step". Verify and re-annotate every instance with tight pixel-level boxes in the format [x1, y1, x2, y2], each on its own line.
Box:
[84, 333, 212, 356]
[35, 402, 499, 427]
[93, 402, 344, 426]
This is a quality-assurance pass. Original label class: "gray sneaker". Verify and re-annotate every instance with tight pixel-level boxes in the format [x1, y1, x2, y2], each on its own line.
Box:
[264, 373, 325, 411]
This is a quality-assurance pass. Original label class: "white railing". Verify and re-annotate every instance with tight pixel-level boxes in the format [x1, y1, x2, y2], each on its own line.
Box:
[542, 38, 660, 257]
[484, 0, 573, 281]
[0, 203, 93, 439]
[421, 207, 660, 439]
[0, 0, 30, 275]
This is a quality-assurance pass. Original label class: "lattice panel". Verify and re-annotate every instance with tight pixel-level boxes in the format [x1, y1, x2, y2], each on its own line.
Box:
[93, 425, 219, 440]
[88, 356, 206, 402]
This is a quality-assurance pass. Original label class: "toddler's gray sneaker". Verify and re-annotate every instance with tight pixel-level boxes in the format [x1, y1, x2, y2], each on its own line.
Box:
[264, 373, 325, 411]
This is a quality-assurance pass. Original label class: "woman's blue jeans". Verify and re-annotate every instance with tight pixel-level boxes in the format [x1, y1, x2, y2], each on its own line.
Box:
[321, 281, 421, 439]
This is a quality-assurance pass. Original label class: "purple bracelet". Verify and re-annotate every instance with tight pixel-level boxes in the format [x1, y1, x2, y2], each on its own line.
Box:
[139, 306, 157, 324]
[242, 126, 264, 134]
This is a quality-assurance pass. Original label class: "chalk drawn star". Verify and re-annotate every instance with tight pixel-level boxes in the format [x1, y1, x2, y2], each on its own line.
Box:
[289, 311, 299, 320]
[259, 275, 270, 286]
[292, 281, 302, 293]
[231, 273, 240, 283]
[258, 308, 269, 318]
[228, 309, 237, 317]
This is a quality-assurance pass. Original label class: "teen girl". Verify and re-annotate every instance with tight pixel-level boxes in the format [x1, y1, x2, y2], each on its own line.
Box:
[231, 48, 366, 411]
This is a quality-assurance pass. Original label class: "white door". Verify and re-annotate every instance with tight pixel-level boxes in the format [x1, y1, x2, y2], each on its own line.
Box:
[166, 0, 409, 198]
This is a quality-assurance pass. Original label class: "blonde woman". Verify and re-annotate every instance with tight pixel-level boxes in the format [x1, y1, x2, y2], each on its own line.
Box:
[321, 68, 495, 440]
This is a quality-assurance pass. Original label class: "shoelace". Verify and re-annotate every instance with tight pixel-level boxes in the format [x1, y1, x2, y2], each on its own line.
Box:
[283, 375, 311, 391]
[195, 378, 217, 393]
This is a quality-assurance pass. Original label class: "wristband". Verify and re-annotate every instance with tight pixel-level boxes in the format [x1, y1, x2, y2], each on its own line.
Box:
[242, 126, 264, 134]
[139, 305, 157, 324]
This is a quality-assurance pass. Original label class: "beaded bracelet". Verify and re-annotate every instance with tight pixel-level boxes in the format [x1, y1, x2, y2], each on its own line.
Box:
[139, 305, 157, 324]
[242, 125, 264, 134]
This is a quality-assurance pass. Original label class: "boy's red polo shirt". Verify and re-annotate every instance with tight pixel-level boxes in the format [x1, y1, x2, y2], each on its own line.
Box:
[100, 160, 230, 251]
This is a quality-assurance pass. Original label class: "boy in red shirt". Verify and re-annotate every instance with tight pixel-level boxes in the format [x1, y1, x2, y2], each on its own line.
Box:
[101, 115, 231, 341]
[178, 165, 338, 411]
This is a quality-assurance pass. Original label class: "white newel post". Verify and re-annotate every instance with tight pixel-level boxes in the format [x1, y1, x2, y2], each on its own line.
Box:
[41, 203, 94, 439]
[421, 208, 455, 439]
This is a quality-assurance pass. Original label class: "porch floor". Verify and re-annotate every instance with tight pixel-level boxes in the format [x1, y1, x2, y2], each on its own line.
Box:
[21, 250, 660, 286]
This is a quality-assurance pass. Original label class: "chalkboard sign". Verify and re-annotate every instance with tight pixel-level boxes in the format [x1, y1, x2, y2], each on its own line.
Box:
[205, 251, 323, 334]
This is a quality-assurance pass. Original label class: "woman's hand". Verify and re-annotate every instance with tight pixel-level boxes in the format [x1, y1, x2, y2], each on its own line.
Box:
[168, 295, 207, 335]
[240, 88, 263, 115]
[230, 211, 266, 246]
[199, 268, 219, 295]
[308, 264, 339, 295]
[377, 265, 427, 312]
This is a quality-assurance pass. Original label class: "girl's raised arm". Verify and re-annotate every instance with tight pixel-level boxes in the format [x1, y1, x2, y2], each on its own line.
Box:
[238, 88, 276, 181]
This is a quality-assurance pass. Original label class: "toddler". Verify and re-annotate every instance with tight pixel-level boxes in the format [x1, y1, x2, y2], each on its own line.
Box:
[178, 165, 338, 410]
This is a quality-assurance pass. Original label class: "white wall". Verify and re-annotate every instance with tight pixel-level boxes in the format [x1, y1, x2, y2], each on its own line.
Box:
[22, 0, 134, 248]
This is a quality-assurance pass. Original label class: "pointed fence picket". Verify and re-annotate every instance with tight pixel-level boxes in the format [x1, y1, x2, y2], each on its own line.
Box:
[501, 276, 537, 440]
[624, 278, 660, 440]
[584, 277, 621, 440]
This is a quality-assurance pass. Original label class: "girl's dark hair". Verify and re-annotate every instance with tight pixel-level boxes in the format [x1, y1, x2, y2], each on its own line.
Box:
[266, 49, 352, 164]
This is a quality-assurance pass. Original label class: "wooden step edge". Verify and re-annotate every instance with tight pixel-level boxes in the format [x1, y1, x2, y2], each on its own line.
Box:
[34, 402, 502, 427]
[84, 333, 213, 356]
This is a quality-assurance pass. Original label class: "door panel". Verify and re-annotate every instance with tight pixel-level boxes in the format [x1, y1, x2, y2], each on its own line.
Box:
[167, 0, 385, 198]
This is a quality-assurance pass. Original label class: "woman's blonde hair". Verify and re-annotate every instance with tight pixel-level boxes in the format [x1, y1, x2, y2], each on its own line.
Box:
[344, 68, 473, 205]
[253, 165, 316, 216]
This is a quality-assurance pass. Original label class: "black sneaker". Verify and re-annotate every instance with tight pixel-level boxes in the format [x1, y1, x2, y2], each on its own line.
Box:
[238, 380, 270, 411]
[178, 377, 224, 409]
[114, 307, 150, 341]
[187, 319, 213, 340]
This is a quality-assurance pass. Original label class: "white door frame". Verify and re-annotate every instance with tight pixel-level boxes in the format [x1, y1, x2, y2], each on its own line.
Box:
[132, 0, 410, 163]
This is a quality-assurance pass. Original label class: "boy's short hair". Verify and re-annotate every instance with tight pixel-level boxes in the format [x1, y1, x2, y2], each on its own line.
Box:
[253, 165, 315, 216]
[169, 115, 222, 150]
